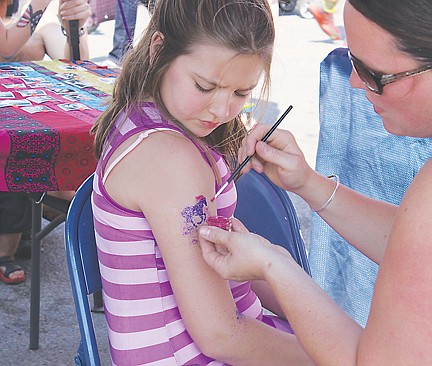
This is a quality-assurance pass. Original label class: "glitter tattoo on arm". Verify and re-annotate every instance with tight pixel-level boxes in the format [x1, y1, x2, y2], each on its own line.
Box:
[17, 5, 45, 35]
[181, 195, 208, 245]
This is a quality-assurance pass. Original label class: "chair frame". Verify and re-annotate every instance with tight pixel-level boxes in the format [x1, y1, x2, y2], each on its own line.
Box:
[65, 173, 102, 366]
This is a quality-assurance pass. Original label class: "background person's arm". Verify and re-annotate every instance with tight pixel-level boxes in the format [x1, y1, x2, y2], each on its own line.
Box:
[0, 0, 51, 60]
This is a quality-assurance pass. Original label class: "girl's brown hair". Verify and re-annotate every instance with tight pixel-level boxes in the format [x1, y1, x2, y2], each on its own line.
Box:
[91, 0, 275, 175]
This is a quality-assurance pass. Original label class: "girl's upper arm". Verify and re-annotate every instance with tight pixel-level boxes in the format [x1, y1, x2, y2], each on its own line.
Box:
[128, 132, 241, 345]
[358, 159, 432, 365]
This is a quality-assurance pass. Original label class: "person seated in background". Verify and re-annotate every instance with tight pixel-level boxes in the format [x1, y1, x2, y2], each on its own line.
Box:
[0, 193, 31, 284]
[0, 0, 90, 62]
[0, 0, 89, 285]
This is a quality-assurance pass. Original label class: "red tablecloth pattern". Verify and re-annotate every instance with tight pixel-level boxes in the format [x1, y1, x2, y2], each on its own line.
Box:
[0, 60, 118, 192]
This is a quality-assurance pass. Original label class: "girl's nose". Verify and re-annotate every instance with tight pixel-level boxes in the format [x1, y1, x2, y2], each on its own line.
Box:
[208, 92, 231, 121]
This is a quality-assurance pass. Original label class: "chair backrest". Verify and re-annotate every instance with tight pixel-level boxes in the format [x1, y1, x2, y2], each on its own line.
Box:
[65, 173, 101, 366]
[234, 170, 311, 275]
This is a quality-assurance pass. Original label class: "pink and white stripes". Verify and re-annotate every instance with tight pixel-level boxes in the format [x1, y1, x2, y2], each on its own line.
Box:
[92, 103, 287, 365]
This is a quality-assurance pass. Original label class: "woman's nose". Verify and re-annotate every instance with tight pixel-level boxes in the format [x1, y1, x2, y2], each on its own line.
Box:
[349, 69, 365, 90]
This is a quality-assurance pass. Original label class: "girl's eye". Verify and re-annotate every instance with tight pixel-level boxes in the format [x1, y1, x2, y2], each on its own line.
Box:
[195, 82, 250, 98]
[195, 83, 213, 93]
[235, 91, 250, 98]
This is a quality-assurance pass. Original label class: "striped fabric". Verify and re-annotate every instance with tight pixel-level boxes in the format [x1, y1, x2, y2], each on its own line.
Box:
[92, 103, 292, 365]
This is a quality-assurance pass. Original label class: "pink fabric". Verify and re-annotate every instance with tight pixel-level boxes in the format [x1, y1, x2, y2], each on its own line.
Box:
[0, 60, 118, 192]
[0, 130, 11, 190]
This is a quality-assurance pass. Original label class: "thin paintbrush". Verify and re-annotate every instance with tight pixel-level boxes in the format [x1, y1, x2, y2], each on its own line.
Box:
[211, 105, 293, 202]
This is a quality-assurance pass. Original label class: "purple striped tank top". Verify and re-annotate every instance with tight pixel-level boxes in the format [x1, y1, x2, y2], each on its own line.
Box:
[92, 103, 292, 365]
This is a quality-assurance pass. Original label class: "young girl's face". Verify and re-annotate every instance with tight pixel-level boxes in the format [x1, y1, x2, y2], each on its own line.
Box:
[159, 40, 265, 137]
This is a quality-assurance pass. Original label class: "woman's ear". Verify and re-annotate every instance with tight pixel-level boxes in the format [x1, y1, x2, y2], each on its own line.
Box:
[149, 31, 165, 64]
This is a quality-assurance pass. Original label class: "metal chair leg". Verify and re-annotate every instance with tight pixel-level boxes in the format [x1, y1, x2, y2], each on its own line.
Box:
[28, 194, 70, 350]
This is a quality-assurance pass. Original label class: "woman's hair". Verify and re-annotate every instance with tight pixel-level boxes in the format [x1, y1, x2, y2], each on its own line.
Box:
[348, 0, 432, 65]
[91, 0, 275, 175]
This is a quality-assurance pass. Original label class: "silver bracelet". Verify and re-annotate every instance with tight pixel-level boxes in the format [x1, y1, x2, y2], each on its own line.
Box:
[314, 174, 340, 213]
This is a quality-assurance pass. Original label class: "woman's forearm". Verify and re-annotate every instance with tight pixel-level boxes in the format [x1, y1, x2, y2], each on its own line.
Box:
[296, 170, 397, 264]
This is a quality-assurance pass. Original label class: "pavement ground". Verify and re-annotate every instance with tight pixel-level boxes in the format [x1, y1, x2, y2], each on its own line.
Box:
[0, 2, 345, 364]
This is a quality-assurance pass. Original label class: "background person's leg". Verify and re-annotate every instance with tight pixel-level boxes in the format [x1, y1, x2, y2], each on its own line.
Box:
[0, 233, 25, 283]
[108, 0, 138, 64]
[0, 192, 31, 284]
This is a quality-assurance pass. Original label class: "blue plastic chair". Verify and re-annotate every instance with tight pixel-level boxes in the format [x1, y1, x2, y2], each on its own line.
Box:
[235, 170, 311, 275]
[64, 169, 309, 366]
[65, 173, 102, 366]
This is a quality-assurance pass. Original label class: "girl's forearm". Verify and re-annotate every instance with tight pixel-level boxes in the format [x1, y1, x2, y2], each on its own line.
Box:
[205, 314, 315, 366]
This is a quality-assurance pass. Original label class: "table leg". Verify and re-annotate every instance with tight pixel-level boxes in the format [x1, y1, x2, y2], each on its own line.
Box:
[91, 290, 104, 313]
[29, 200, 42, 350]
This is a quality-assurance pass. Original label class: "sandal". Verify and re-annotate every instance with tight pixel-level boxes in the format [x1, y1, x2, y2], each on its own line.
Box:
[0, 256, 26, 285]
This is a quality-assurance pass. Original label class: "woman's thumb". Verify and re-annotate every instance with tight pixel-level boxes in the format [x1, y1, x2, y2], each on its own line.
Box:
[256, 141, 289, 168]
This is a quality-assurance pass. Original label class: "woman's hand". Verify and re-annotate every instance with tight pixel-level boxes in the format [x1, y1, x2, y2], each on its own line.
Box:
[199, 218, 291, 282]
[238, 123, 314, 193]
[58, 0, 90, 30]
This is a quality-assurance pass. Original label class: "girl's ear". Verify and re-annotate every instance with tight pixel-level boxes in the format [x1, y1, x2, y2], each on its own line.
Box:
[150, 31, 165, 64]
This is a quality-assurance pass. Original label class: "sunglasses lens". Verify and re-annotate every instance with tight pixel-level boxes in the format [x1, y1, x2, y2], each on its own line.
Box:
[349, 55, 381, 94]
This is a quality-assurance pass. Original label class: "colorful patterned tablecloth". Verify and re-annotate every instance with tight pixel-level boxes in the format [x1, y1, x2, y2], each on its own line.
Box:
[0, 59, 118, 192]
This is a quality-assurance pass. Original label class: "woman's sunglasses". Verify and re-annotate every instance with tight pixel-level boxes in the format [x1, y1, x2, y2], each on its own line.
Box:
[348, 50, 432, 95]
